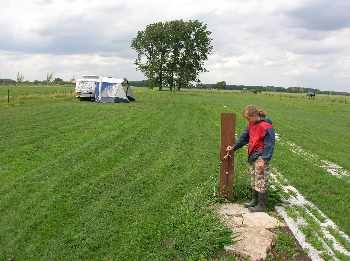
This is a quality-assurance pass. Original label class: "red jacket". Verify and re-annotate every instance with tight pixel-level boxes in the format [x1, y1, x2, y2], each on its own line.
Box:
[247, 121, 273, 155]
[234, 118, 275, 161]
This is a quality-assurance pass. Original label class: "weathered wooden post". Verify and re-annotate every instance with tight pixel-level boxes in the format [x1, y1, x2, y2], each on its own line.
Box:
[8, 89, 10, 104]
[219, 113, 236, 199]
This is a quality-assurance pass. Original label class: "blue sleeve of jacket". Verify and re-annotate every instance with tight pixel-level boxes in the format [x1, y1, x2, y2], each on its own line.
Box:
[233, 128, 249, 151]
[262, 128, 275, 161]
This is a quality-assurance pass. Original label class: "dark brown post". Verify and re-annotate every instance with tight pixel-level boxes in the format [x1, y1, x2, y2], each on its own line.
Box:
[219, 113, 236, 199]
[8, 89, 10, 104]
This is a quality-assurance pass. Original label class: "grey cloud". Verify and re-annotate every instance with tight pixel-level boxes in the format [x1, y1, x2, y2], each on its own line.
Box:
[288, 0, 350, 31]
[0, 4, 135, 58]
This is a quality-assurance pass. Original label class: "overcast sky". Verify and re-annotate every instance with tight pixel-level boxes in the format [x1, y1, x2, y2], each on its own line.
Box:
[0, 0, 349, 91]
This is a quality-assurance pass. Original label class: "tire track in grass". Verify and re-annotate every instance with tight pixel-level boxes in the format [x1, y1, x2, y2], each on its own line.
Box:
[1, 100, 156, 194]
[0, 110, 89, 178]
[105, 102, 225, 260]
[0, 105, 87, 150]
[0, 98, 143, 150]
[0, 117, 152, 250]
[271, 168, 350, 261]
[0, 100, 151, 176]
[25, 123, 172, 258]
[1, 99, 170, 256]
[0, 103, 103, 180]
[0, 104, 170, 257]
[62, 107, 189, 259]
[26, 101, 225, 260]
[0, 100, 78, 136]
[0, 105, 149, 199]
[0, 113, 136, 178]
[143, 104, 229, 259]
[0, 97, 153, 194]
[0, 100, 137, 163]
[0, 105, 158, 217]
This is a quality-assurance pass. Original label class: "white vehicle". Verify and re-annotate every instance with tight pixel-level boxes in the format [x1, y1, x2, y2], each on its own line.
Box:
[75, 75, 100, 100]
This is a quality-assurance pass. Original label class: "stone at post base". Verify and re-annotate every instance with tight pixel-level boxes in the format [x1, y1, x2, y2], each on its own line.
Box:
[217, 203, 284, 261]
[224, 227, 275, 261]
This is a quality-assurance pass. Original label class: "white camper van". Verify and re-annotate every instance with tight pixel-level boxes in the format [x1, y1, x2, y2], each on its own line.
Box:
[75, 75, 99, 100]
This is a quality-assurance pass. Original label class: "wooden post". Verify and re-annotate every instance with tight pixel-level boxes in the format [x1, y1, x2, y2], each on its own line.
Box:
[8, 89, 10, 104]
[219, 113, 236, 199]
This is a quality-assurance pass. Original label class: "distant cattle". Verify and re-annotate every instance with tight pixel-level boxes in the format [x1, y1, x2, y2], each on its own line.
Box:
[307, 91, 316, 99]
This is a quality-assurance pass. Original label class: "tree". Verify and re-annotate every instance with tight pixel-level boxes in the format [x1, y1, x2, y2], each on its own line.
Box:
[54, 77, 64, 84]
[216, 81, 226, 89]
[131, 22, 169, 91]
[172, 20, 213, 91]
[46, 72, 54, 85]
[131, 20, 213, 91]
[16, 72, 24, 83]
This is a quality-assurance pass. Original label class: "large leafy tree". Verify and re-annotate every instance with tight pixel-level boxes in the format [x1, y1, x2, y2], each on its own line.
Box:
[131, 22, 169, 91]
[216, 81, 226, 89]
[131, 20, 212, 91]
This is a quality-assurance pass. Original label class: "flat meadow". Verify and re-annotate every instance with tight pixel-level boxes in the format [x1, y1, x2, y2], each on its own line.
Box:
[1, 85, 349, 260]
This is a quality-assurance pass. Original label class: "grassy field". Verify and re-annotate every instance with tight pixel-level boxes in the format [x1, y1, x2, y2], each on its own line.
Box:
[1, 86, 349, 260]
[0, 84, 73, 96]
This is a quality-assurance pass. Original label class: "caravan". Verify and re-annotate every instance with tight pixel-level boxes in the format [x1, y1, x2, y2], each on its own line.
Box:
[75, 75, 99, 100]
[75, 76, 135, 103]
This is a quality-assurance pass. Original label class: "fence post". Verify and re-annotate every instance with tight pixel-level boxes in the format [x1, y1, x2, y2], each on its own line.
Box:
[219, 113, 236, 199]
[8, 89, 10, 104]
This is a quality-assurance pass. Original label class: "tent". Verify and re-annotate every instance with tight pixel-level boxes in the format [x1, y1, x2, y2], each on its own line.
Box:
[94, 77, 135, 103]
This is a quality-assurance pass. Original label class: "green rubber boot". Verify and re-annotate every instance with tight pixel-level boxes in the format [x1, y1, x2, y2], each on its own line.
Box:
[249, 192, 267, 212]
[244, 190, 258, 208]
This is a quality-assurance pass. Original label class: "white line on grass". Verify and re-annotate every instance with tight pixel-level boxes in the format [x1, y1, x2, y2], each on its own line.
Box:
[275, 132, 350, 178]
[275, 206, 324, 261]
[271, 168, 350, 260]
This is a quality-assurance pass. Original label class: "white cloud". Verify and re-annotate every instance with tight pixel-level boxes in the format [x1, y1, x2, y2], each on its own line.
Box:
[0, 0, 349, 91]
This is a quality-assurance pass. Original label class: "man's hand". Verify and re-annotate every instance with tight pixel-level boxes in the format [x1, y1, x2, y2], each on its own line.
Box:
[224, 145, 233, 159]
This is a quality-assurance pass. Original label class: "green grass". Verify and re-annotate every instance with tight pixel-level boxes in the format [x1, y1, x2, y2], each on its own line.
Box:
[1, 86, 349, 259]
[273, 230, 296, 257]
[0, 88, 232, 260]
[329, 227, 350, 252]
[305, 204, 327, 224]
[266, 228, 300, 261]
[0, 85, 74, 98]
[272, 142, 350, 234]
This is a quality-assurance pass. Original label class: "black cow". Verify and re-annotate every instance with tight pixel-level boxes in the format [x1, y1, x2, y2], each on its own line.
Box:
[306, 91, 316, 99]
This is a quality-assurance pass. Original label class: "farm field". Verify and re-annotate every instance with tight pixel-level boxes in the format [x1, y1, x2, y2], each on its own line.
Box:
[0, 86, 349, 260]
[0, 85, 73, 96]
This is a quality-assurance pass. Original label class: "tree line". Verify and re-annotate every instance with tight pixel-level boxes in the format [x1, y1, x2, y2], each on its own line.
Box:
[129, 80, 350, 96]
[0, 72, 73, 85]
